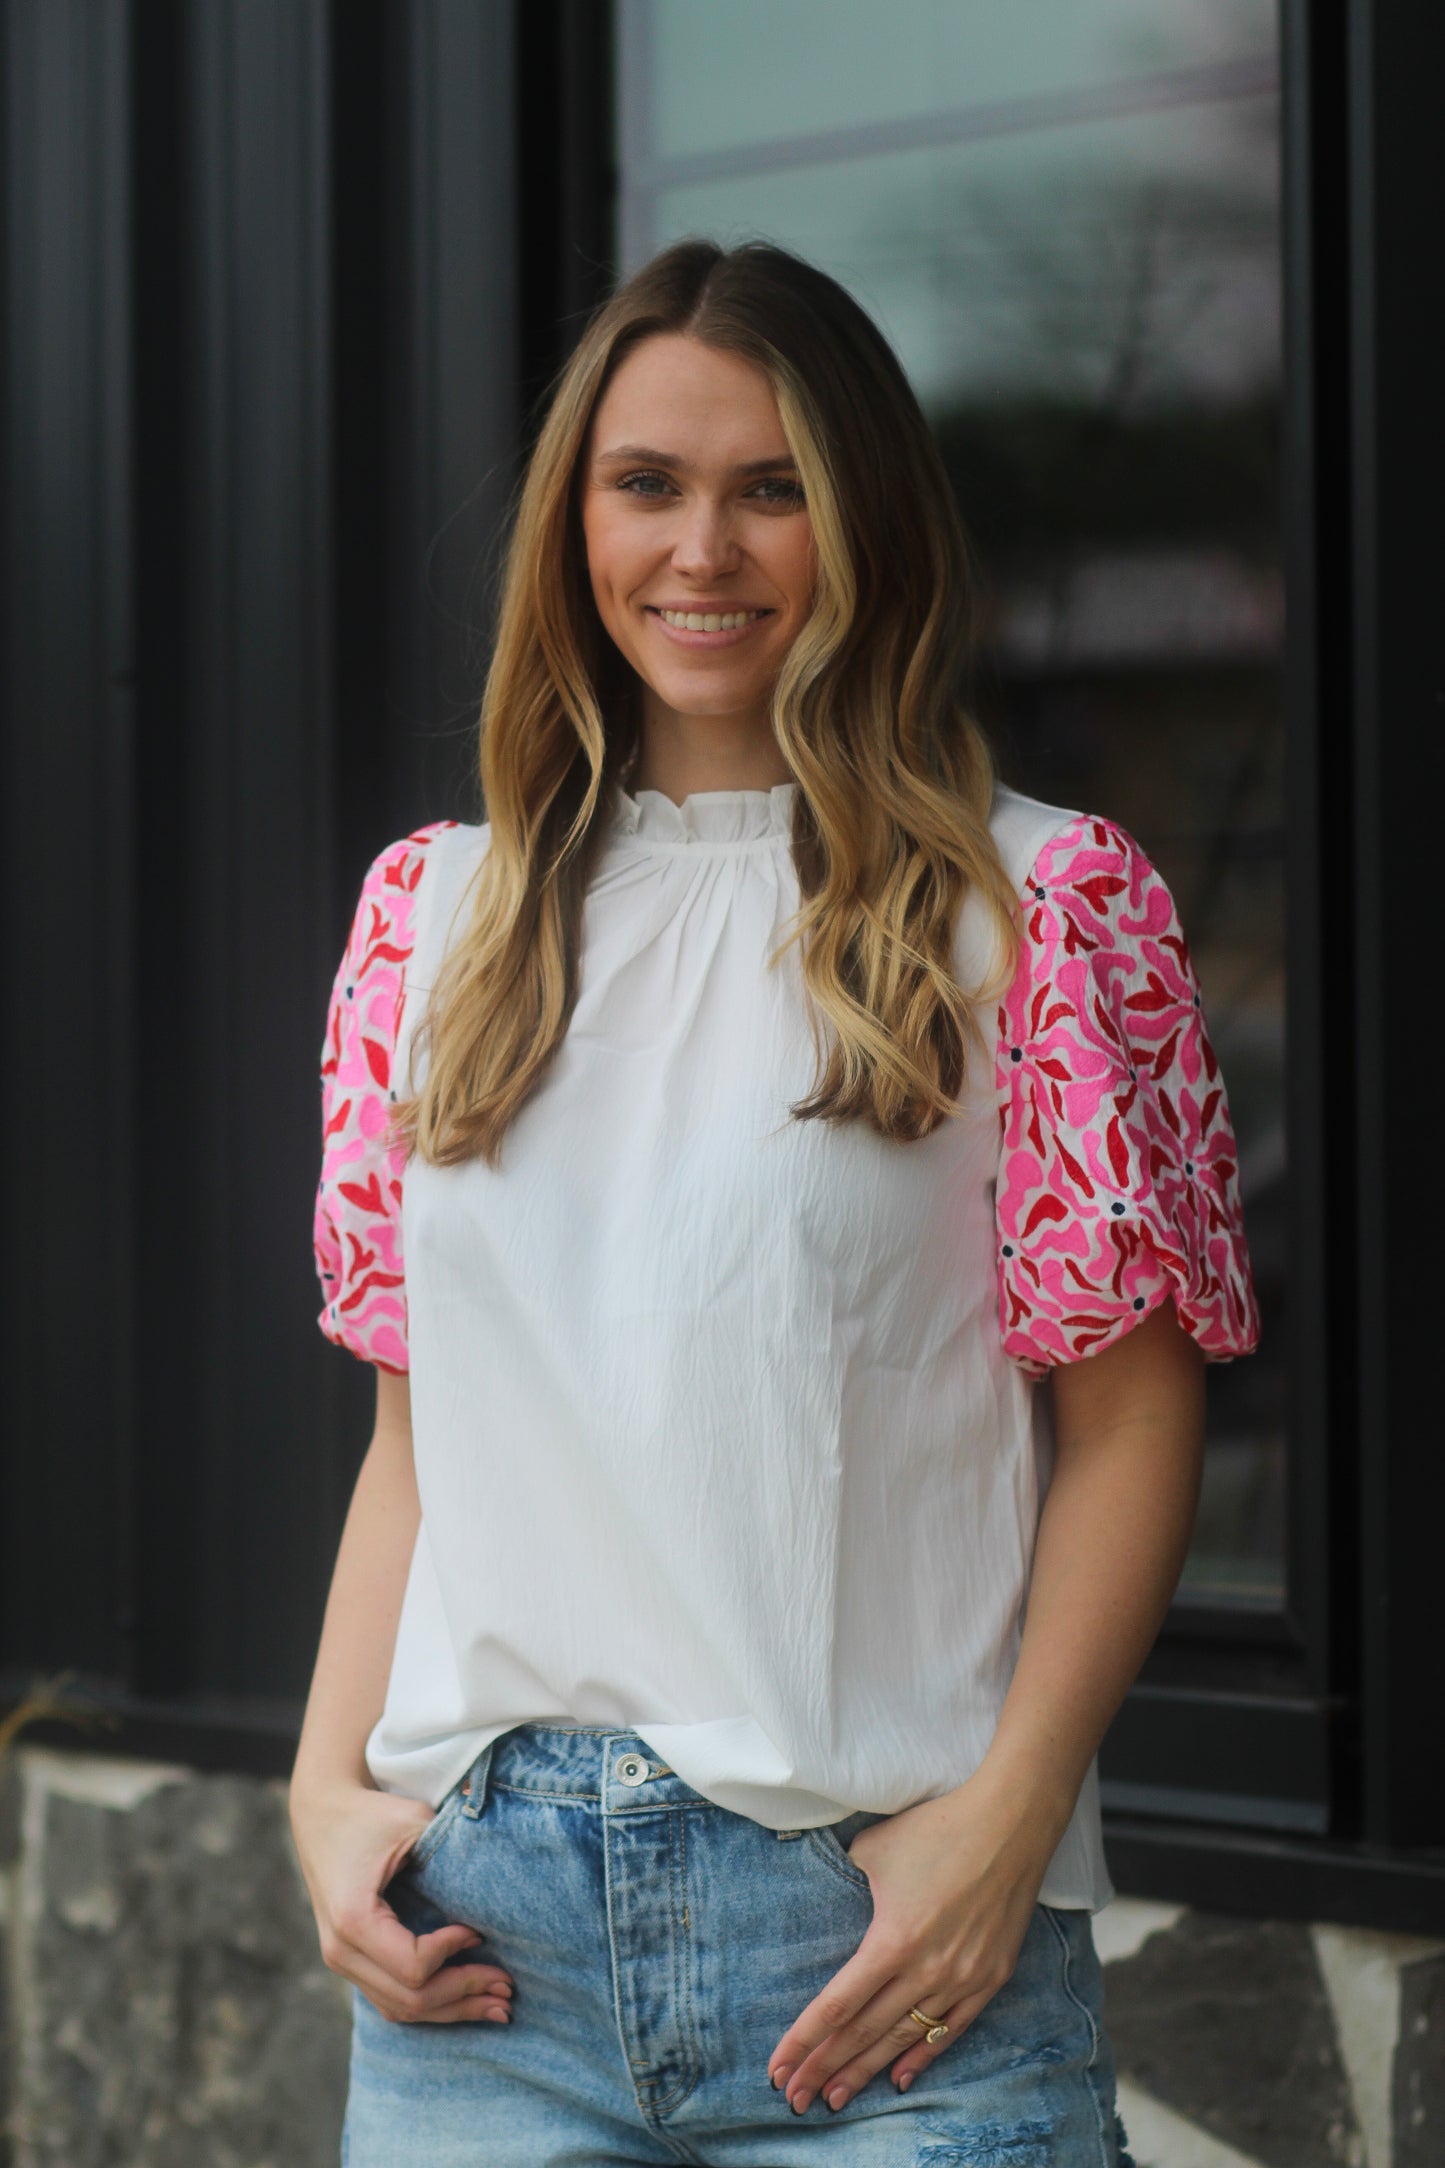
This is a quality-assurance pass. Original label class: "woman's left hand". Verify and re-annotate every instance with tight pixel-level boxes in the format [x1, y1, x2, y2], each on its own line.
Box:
[765, 1766, 1065, 2115]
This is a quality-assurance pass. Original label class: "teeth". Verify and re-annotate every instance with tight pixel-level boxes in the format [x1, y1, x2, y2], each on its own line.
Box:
[657, 608, 764, 631]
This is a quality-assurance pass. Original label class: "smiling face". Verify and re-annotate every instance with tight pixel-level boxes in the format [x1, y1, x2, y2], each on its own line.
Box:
[580, 333, 816, 779]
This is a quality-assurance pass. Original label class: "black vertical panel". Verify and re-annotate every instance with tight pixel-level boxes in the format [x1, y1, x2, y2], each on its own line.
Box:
[516, 0, 617, 433]
[1278, 9, 1357, 1757]
[133, 0, 339, 1702]
[131, 0, 200, 1700]
[381, 0, 521, 836]
[0, 1, 136, 1681]
[189, 0, 335, 1698]
[329, 0, 392, 926]
[1348, 0, 1445, 1845]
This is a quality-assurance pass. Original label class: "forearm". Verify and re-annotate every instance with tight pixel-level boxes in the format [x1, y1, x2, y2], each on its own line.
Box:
[291, 1380, 420, 1803]
[769, 1311, 1207, 2112]
[974, 1299, 1206, 1844]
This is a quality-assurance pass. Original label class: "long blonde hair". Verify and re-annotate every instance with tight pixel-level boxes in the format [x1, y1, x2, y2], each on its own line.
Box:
[397, 238, 1020, 1167]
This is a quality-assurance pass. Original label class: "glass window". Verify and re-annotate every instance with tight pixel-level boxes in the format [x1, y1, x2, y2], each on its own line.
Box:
[618, 0, 1286, 1604]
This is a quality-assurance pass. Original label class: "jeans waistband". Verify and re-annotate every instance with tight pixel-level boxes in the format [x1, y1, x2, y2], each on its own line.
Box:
[465, 1723, 887, 1840]
[476, 1724, 706, 1812]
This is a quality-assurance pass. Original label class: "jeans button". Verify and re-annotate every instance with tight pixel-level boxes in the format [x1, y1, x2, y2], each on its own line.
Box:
[616, 1753, 648, 1786]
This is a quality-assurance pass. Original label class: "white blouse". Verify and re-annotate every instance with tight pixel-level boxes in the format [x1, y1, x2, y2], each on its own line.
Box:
[313, 778, 1260, 1912]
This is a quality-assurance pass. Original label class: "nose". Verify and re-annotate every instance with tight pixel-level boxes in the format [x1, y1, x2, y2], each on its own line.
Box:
[669, 494, 741, 582]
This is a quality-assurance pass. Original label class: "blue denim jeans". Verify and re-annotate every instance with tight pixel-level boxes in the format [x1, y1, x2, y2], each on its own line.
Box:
[343, 1724, 1131, 2165]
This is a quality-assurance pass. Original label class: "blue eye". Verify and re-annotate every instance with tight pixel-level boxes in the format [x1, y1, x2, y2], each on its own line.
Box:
[618, 471, 674, 497]
[612, 469, 805, 510]
[752, 477, 807, 507]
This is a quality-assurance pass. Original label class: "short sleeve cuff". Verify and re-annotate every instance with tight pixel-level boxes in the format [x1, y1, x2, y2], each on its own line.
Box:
[996, 814, 1261, 1376]
[312, 821, 455, 1371]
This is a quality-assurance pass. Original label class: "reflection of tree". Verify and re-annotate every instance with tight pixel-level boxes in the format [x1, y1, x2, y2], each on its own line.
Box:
[933, 384, 1281, 963]
[914, 168, 1282, 568]
[890, 154, 1280, 412]
[933, 388, 1279, 564]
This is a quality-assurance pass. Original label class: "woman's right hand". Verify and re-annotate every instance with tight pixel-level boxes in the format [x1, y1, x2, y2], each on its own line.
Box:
[290, 1780, 514, 2025]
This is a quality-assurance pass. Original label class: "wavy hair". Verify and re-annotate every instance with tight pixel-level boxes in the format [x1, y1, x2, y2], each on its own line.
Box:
[396, 237, 1020, 1167]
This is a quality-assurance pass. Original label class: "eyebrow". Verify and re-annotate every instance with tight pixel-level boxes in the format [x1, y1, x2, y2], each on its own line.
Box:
[592, 445, 799, 476]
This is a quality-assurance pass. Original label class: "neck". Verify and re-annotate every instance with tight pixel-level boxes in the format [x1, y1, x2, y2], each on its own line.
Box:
[628, 699, 793, 805]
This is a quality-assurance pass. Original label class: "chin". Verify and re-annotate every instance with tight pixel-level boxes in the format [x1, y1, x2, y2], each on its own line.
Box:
[651, 667, 765, 705]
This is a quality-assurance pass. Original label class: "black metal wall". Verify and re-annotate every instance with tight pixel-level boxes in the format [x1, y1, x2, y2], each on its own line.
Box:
[0, 0, 578, 1753]
[3, 0, 138, 1693]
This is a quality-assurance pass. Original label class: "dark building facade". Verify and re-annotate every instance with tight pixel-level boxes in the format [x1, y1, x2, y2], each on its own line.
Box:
[1, 4, 1442, 2162]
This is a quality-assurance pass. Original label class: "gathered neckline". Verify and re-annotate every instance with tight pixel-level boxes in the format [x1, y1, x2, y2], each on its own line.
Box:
[605, 779, 799, 850]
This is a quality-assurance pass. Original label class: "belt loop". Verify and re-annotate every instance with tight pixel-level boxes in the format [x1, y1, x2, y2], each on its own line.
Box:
[460, 1739, 495, 1820]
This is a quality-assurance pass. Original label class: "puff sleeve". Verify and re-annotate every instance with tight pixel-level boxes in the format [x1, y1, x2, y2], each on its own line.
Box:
[313, 821, 455, 1372]
[995, 813, 1261, 1376]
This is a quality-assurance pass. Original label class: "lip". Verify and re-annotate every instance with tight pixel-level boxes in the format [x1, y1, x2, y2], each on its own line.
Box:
[643, 605, 775, 650]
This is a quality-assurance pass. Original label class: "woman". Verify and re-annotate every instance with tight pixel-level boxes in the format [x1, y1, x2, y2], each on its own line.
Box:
[293, 237, 1258, 2165]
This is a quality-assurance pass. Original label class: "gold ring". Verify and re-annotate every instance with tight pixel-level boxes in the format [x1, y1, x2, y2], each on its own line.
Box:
[907, 2005, 950, 2044]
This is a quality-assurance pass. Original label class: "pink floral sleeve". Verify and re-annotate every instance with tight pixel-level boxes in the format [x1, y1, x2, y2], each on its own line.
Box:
[996, 814, 1261, 1377]
[313, 821, 456, 1372]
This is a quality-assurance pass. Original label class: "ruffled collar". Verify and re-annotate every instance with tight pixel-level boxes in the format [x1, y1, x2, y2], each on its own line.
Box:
[605, 778, 799, 848]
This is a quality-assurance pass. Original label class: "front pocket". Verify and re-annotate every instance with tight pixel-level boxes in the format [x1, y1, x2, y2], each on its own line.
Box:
[404, 1775, 469, 1871]
[805, 1823, 872, 1892]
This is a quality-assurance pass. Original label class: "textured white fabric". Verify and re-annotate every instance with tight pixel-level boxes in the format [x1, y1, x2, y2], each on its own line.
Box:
[367, 777, 1113, 1911]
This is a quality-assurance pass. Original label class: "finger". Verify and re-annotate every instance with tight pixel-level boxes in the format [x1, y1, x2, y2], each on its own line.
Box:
[886, 1988, 990, 2092]
[330, 1905, 513, 2014]
[410, 1958, 513, 2009]
[821, 1986, 994, 2109]
[423, 1996, 513, 2026]
[355, 1900, 500, 1990]
[783, 1975, 951, 2113]
[359, 1979, 514, 2026]
[766, 1935, 896, 2090]
[348, 1952, 515, 2024]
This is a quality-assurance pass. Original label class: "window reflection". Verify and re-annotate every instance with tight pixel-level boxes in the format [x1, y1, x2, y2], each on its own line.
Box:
[618, 0, 1286, 1602]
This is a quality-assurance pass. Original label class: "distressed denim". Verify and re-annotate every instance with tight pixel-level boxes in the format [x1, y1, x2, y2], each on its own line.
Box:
[342, 1724, 1132, 2166]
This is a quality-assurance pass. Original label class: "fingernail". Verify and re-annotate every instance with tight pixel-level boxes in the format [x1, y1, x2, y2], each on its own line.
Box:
[827, 2086, 849, 2110]
[770, 2066, 791, 2090]
[899, 2071, 915, 2093]
[791, 2091, 811, 2115]
[485, 2009, 509, 2023]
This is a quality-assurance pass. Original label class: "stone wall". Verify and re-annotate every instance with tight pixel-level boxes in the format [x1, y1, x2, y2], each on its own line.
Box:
[0, 1748, 350, 2168]
[1, 1746, 1440, 2166]
[1094, 1899, 1444, 2167]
